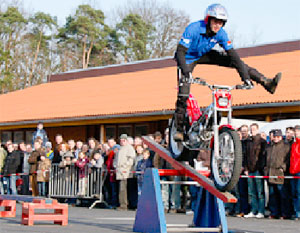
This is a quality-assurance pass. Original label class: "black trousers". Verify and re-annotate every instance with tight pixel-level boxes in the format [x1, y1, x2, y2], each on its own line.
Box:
[21, 175, 30, 195]
[127, 177, 138, 209]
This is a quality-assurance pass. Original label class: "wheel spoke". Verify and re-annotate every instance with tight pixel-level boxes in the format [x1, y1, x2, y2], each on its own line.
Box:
[212, 130, 238, 189]
[169, 118, 184, 158]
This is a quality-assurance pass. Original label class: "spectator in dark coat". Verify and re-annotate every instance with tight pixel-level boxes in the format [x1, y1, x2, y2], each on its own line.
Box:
[52, 134, 63, 164]
[3, 143, 21, 195]
[235, 125, 250, 217]
[17, 141, 26, 174]
[244, 123, 267, 219]
[136, 149, 153, 196]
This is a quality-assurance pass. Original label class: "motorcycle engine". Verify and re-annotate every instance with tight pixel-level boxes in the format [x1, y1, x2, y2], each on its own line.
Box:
[187, 122, 203, 148]
[200, 130, 213, 141]
[188, 131, 200, 147]
[187, 123, 212, 149]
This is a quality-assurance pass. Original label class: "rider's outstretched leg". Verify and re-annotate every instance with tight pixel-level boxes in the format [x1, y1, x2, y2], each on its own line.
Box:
[174, 80, 190, 141]
[247, 66, 281, 94]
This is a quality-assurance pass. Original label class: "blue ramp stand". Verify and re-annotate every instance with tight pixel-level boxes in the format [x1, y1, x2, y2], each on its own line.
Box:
[193, 188, 228, 233]
[133, 168, 167, 233]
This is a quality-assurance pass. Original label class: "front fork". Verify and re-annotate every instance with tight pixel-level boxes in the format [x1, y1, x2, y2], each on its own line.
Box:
[213, 108, 220, 159]
[212, 97, 232, 160]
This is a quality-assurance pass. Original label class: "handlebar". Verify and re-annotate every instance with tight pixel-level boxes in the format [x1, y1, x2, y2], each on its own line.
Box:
[190, 77, 254, 91]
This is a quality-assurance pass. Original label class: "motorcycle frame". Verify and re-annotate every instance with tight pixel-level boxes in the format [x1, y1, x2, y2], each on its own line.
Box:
[177, 68, 236, 153]
[212, 87, 233, 158]
[185, 83, 235, 153]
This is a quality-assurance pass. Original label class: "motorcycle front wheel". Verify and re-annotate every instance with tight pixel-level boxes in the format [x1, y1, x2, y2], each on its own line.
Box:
[211, 127, 242, 192]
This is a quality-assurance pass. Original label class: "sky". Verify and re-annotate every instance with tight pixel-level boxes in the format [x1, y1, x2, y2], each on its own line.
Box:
[21, 0, 300, 47]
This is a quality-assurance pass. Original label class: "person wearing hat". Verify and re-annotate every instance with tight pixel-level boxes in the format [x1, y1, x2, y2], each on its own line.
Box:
[264, 129, 290, 219]
[173, 3, 281, 142]
[114, 134, 136, 210]
[268, 129, 276, 145]
[58, 142, 74, 168]
[45, 142, 54, 160]
[58, 143, 75, 195]
[290, 125, 300, 219]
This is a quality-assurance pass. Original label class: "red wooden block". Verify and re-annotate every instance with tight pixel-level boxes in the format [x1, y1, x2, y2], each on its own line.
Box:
[21, 199, 68, 226]
[0, 200, 16, 218]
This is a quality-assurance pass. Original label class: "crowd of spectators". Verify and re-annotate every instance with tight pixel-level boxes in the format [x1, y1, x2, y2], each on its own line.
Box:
[0, 121, 300, 220]
[227, 123, 300, 220]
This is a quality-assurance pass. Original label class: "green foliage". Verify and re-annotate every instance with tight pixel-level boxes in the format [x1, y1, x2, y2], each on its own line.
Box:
[25, 12, 58, 86]
[57, 4, 115, 68]
[0, 6, 27, 93]
[0, 1, 190, 93]
[30, 12, 57, 31]
[117, 13, 154, 62]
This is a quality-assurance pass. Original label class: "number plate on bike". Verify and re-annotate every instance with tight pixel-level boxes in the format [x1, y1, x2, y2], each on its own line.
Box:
[215, 89, 231, 109]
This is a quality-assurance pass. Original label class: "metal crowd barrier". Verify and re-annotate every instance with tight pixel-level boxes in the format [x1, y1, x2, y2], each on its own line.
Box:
[48, 164, 107, 209]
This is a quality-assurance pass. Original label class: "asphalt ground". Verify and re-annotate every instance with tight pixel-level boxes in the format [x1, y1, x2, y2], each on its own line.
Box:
[1, 203, 300, 233]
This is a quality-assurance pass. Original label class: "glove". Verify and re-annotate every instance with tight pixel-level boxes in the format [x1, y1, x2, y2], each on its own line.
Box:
[181, 72, 193, 83]
[243, 79, 254, 89]
[182, 69, 191, 78]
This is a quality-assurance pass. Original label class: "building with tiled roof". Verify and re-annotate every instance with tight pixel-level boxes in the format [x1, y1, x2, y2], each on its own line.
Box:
[0, 40, 299, 143]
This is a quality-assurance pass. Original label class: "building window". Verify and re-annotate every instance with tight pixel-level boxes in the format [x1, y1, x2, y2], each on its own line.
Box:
[13, 131, 24, 143]
[1, 131, 12, 143]
[105, 126, 116, 140]
[26, 131, 34, 144]
[118, 125, 132, 137]
[135, 125, 148, 136]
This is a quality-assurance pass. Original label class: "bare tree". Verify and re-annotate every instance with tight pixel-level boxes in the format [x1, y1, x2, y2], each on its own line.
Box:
[227, 25, 262, 49]
[112, 0, 190, 58]
[249, 27, 262, 46]
[151, 5, 190, 57]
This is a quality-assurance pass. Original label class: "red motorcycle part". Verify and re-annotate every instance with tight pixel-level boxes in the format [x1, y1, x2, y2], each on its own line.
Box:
[215, 89, 232, 109]
[209, 125, 236, 148]
[186, 94, 202, 125]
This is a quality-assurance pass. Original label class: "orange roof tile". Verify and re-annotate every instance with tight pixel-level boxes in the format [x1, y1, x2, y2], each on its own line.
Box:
[0, 50, 299, 124]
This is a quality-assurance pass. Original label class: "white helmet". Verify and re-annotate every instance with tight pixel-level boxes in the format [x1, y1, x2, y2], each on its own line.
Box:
[204, 4, 228, 25]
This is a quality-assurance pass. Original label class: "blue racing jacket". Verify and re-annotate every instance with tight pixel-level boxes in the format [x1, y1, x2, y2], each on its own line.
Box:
[178, 20, 233, 64]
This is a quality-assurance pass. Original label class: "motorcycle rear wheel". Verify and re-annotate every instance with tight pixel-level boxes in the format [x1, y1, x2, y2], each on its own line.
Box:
[169, 116, 191, 161]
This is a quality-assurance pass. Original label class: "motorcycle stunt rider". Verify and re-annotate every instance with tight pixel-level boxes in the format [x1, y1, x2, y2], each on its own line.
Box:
[173, 4, 281, 141]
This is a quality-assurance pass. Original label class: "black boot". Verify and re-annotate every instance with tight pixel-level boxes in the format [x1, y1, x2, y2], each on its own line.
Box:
[248, 67, 282, 94]
[173, 98, 187, 141]
[261, 72, 282, 94]
[173, 78, 190, 141]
